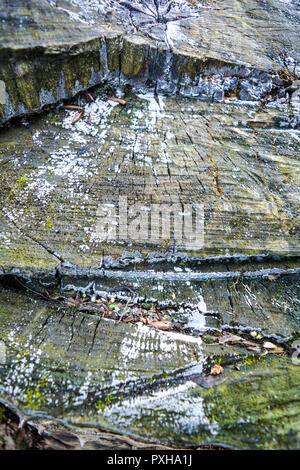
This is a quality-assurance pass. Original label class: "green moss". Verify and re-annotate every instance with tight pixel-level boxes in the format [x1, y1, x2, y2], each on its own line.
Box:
[9, 174, 29, 198]
[23, 375, 49, 410]
[41, 217, 53, 231]
[202, 335, 216, 344]
[121, 38, 146, 78]
[96, 394, 118, 413]
[47, 112, 60, 124]
[190, 357, 300, 449]
[38, 39, 101, 99]
[15, 65, 40, 110]
[0, 37, 104, 120]
[244, 355, 264, 367]
[23, 386, 45, 410]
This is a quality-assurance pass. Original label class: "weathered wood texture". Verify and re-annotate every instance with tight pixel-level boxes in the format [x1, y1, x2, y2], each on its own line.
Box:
[0, 0, 299, 451]
[0, 93, 299, 270]
[0, 285, 299, 449]
[0, 0, 299, 124]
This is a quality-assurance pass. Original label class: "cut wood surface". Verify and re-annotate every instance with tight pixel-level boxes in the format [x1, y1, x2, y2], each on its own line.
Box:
[0, 0, 299, 451]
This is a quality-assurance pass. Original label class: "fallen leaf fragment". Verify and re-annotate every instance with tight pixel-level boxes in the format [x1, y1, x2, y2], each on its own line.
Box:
[219, 333, 243, 344]
[156, 311, 162, 320]
[220, 333, 259, 349]
[63, 105, 83, 110]
[72, 112, 84, 124]
[210, 364, 224, 375]
[139, 316, 147, 325]
[151, 321, 171, 331]
[109, 303, 120, 312]
[107, 97, 126, 105]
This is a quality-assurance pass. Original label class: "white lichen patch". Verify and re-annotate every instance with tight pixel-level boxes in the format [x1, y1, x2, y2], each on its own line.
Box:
[101, 379, 219, 437]
[17, 98, 119, 206]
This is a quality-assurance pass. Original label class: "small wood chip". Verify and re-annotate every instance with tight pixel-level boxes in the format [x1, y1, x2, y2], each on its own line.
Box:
[210, 364, 224, 375]
[72, 112, 84, 124]
[139, 317, 147, 325]
[106, 97, 126, 105]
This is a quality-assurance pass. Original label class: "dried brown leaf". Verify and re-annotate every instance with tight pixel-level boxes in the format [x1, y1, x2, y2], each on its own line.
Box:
[72, 112, 84, 124]
[107, 97, 126, 105]
[156, 311, 162, 320]
[85, 92, 94, 102]
[219, 333, 244, 344]
[63, 105, 83, 110]
[220, 333, 258, 349]
[210, 364, 224, 375]
[151, 321, 171, 331]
